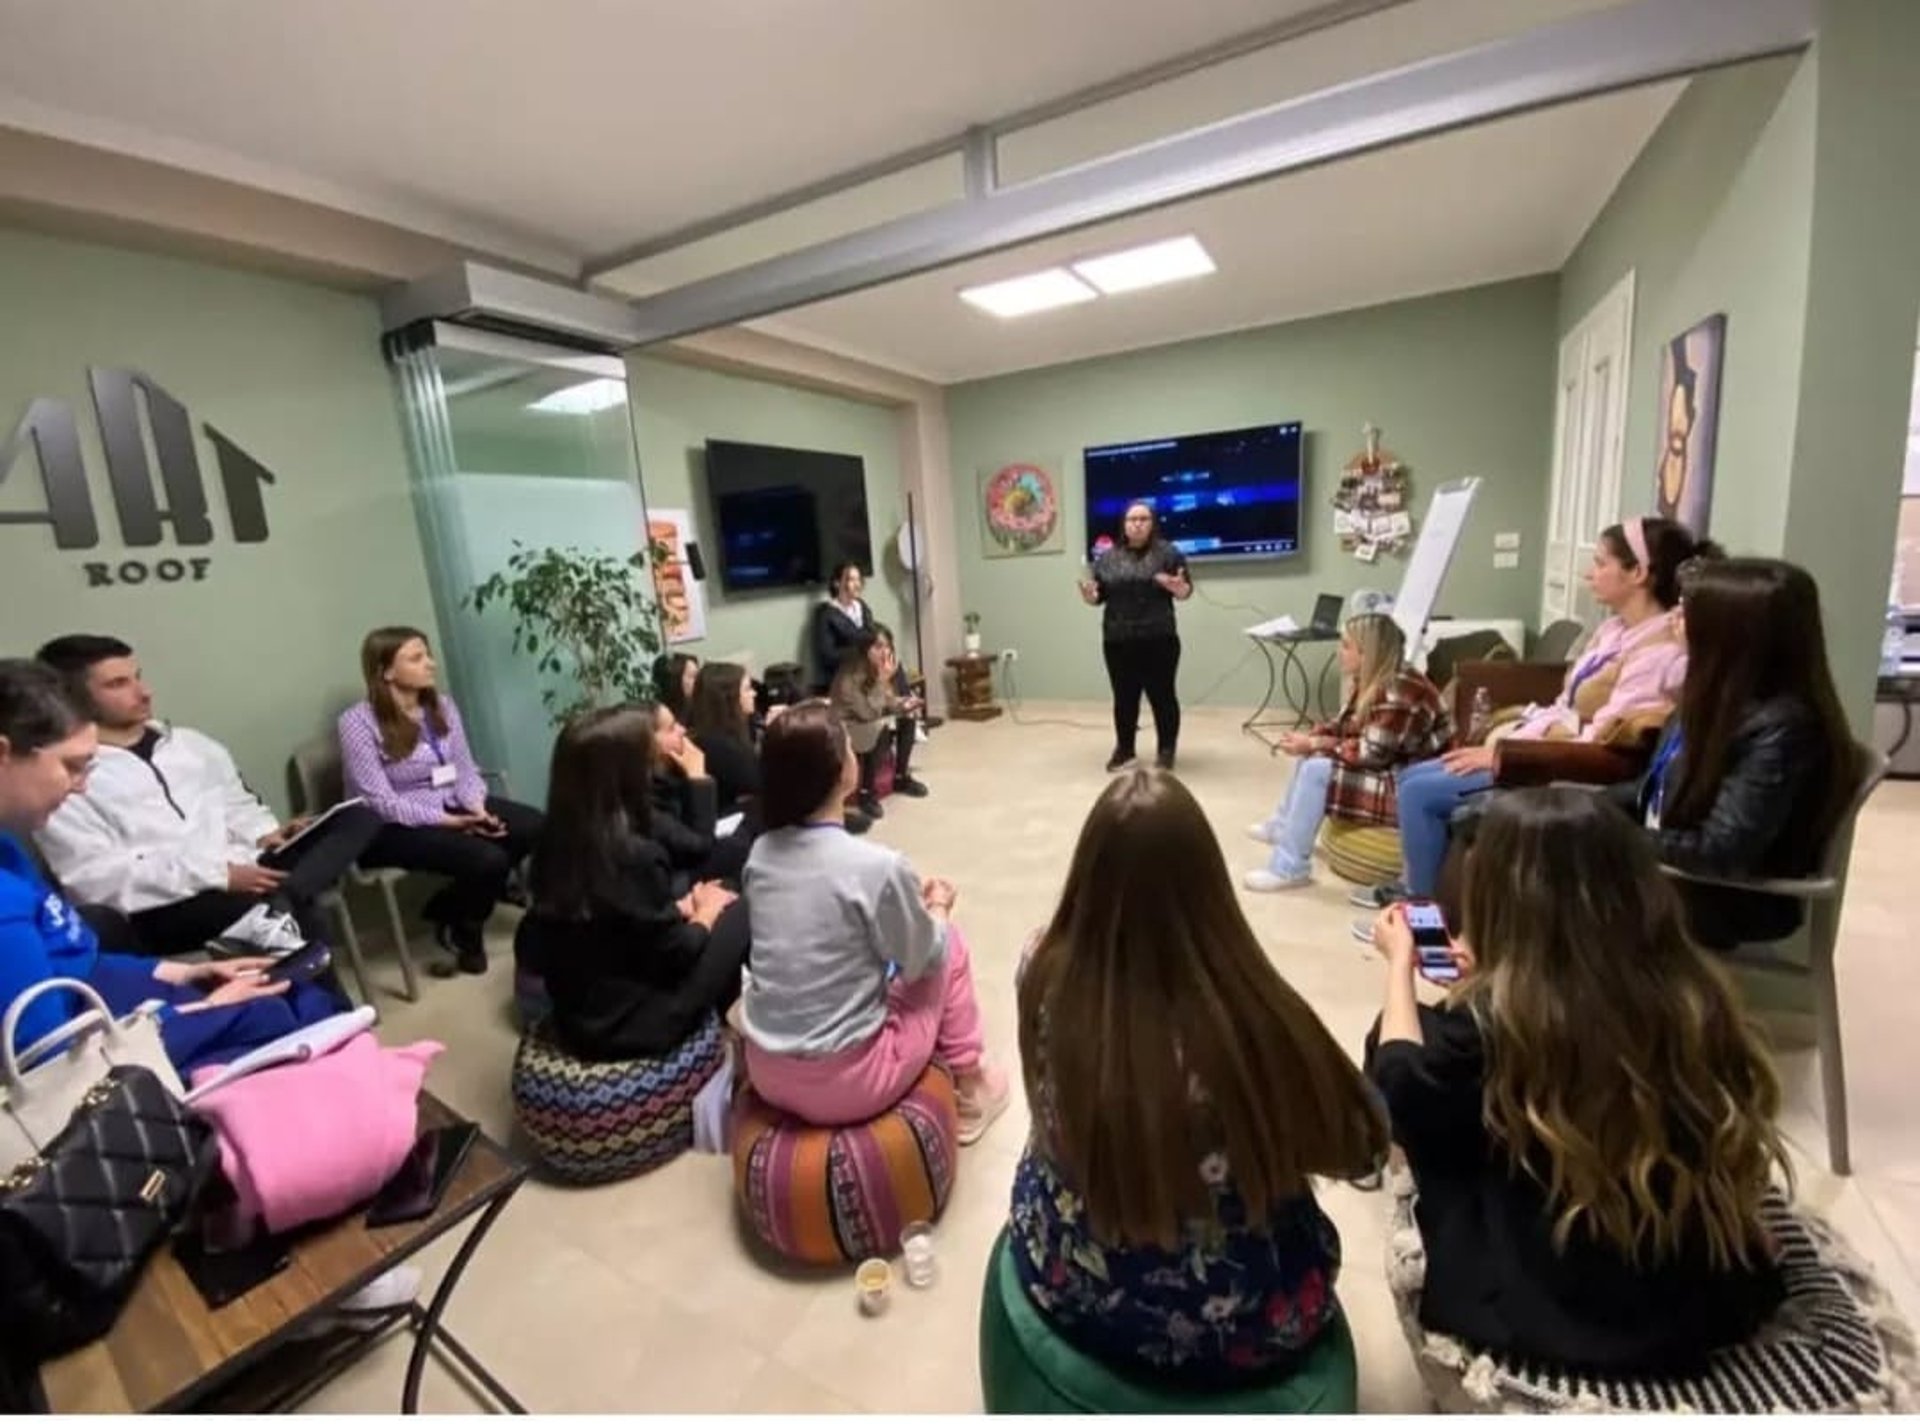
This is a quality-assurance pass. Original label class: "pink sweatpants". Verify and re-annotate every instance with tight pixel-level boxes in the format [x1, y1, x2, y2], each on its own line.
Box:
[745, 924, 985, 1126]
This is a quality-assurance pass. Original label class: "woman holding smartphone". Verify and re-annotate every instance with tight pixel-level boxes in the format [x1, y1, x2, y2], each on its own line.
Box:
[1079, 502, 1192, 773]
[339, 626, 543, 976]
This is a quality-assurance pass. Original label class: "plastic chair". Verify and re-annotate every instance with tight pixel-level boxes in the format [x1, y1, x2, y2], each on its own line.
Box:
[1660, 742, 1888, 1175]
[287, 735, 420, 1004]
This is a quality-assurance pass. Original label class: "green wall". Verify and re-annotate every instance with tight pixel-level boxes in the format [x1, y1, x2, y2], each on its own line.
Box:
[625, 354, 911, 674]
[945, 277, 1560, 705]
[0, 226, 435, 806]
[1559, 57, 1817, 558]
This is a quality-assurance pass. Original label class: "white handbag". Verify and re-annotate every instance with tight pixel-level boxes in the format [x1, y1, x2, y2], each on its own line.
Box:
[0, 978, 183, 1174]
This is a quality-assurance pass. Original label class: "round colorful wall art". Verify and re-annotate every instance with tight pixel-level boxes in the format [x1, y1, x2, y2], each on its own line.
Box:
[982, 462, 1062, 558]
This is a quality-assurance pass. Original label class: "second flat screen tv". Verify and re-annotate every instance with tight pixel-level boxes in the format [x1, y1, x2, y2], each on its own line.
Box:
[1083, 421, 1304, 561]
[704, 438, 872, 592]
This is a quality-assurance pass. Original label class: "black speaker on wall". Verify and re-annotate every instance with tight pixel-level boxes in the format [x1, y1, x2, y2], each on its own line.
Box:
[685, 541, 707, 581]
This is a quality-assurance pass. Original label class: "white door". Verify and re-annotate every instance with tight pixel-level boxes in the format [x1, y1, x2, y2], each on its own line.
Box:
[1542, 272, 1635, 627]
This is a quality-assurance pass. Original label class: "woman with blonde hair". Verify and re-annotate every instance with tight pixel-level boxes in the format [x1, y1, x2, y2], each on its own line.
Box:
[1366, 786, 1787, 1370]
[339, 626, 543, 975]
[1245, 612, 1448, 892]
[1012, 767, 1388, 1384]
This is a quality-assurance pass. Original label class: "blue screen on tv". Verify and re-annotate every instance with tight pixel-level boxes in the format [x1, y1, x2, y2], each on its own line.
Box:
[1082, 421, 1303, 561]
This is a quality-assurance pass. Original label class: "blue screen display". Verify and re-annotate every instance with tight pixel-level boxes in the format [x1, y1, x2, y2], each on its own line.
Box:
[1083, 421, 1303, 561]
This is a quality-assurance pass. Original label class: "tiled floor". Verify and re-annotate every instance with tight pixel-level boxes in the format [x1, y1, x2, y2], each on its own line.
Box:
[304, 705, 1920, 1413]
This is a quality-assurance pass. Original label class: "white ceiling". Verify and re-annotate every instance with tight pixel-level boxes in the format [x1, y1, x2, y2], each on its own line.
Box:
[0, 0, 1343, 272]
[764, 82, 1682, 382]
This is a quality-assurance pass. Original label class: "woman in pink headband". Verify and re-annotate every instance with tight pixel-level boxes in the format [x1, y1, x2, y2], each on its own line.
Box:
[1353, 515, 1716, 936]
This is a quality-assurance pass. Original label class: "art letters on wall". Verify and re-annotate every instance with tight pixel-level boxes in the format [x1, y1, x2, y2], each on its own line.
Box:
[1654, 313, 1726, 536]
[646, 507, 706, 644]
[979, 461, 1064, 558]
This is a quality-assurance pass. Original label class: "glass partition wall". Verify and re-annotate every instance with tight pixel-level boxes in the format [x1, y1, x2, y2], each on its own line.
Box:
[385, 323, 649, 804]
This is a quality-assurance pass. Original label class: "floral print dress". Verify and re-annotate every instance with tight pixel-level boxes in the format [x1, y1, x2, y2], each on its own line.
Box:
[1007, 1131, 1343, 1385]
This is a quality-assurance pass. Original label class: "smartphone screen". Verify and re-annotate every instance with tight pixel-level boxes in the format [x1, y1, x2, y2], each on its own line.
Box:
[365, 1123, 480, 1228]
[265, 943, 332, 985]
[176, 1231, 292, 1308]
[1403, 899, 1451, 950]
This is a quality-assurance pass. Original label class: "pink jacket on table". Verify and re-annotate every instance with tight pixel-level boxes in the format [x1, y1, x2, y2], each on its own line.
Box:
[1509, 611, 1686, 743]
[190, 1033, 444, 1236]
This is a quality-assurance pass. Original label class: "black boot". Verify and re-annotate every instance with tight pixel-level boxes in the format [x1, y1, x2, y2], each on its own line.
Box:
[893, 722, 928, 797]
[430, 920, 488, 977]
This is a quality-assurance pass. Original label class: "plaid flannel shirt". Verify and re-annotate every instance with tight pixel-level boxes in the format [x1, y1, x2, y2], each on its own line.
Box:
[1304, 669, 1452, 827]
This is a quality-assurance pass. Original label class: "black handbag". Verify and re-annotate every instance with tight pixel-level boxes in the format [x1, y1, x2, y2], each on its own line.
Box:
[0, 1065, 212, 1361]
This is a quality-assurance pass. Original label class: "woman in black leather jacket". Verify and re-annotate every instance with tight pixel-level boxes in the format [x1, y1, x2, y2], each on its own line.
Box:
[1619, 558, 1858, 949]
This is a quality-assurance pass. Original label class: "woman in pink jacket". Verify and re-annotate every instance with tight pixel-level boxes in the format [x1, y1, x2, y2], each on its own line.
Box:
[1371, 517, 1716, 914]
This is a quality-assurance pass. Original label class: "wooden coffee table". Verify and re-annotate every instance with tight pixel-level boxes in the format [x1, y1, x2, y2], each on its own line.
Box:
[35, 1094, 529, 1415]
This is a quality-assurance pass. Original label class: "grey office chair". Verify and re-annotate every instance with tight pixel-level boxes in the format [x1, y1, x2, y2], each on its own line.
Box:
[288, 736, 420, 1004]
[1532, 618, 1586, 666]
[1660, 742, 1888, 1175]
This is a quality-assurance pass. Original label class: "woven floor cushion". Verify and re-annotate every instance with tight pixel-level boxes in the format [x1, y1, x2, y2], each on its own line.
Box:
[1319, 819, 1402, 886]
[978, 1226, 1358, 1414]
[511, 1013, 724, 1185]
[733, 1060, 958, 1266]
[1385, 1168, 1920, 1412]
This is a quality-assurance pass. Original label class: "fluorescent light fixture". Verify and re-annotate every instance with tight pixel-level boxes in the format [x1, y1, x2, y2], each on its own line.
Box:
[1072, 235, 1215, 295]
[958, 268, 1097, 319]
[529, 378, 627, 414]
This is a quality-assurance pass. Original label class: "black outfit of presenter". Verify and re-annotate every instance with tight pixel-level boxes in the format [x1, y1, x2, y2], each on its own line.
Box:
[1081, 504, 1193, 772]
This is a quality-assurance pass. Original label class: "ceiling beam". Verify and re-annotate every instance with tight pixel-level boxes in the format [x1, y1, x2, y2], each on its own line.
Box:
[612, 0, 1813, 345]
[577, 0, 1412, 280]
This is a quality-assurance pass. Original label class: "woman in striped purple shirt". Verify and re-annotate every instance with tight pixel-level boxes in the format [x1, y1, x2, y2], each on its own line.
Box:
[337, 627, 543, 976]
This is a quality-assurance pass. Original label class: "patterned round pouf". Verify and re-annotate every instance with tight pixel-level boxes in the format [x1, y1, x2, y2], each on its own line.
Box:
[1320, 819, 1402, 886]
[511, 1013, 725, 1185]
[1385, 1169, 1920, 1412]
[733, 1061, 959, 1266]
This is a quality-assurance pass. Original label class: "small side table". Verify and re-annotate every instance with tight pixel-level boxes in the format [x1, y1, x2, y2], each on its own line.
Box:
[946, 653, 1003, 722]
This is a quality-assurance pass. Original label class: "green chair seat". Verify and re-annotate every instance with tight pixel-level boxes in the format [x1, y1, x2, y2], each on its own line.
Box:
[978, 1227, 1359, 1414]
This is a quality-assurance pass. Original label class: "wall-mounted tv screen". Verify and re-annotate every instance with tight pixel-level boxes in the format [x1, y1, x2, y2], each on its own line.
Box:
[704, 438, 872, 592]
[1082, 421, 1303, 562]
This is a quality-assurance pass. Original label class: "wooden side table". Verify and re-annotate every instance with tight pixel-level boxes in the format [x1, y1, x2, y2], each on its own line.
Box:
[946, 653, 1003, 722]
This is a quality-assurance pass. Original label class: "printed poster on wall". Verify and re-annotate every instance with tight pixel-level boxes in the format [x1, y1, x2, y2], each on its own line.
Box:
[647, 508, 706, 645]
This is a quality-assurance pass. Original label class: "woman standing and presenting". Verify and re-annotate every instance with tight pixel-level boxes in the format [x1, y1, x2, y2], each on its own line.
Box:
[1079, 502, 1192, 772]
[339, 626, 543, 977]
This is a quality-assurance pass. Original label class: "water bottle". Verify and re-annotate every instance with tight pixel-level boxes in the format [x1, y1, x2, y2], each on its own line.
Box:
[1468, 686, 1494, 745]
[1881, 603, 1906, 678]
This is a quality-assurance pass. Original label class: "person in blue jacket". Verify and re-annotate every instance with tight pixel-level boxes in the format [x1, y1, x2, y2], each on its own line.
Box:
[0, 659, 343, 1073]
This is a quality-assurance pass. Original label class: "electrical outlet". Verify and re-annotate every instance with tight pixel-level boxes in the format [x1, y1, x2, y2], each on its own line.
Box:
[1494, 531, 1522, 551]
[1002, 648, 1019, 664]
[1493, 551, 1521, 570]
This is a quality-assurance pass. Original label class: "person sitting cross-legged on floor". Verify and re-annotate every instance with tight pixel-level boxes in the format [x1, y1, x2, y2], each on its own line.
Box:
[338, 626, 543, 977]
[1012, 766, 1388, 1385]
[0, 659, 345, 1076]
[34, 634, 377, 957]
[737, 700, 1006, 1142]
[1364, 786, 1787, 1374]
[514, 705, 748, 1062]
[1245, 613, 1448, 892]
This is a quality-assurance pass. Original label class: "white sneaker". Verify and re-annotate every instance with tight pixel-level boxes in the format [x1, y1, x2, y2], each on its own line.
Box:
[1245, 822, 1277, 844]
[1244, 869, 1312, 893]
[224, 904, 307, 953]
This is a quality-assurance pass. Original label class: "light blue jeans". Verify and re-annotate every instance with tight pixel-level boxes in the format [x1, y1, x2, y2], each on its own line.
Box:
[1394, 757, 1496, 896]
[1262, 755, 1334, 880]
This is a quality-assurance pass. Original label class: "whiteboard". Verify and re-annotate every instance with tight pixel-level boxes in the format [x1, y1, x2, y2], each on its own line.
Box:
[1391, 478, 1482, 659]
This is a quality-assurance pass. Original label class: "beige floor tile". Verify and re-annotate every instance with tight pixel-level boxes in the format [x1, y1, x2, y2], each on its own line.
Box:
[292, 704, 1919, 1414]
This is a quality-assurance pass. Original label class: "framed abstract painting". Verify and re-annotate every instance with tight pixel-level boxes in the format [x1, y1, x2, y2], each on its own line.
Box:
[1653, 313, 1726, 535]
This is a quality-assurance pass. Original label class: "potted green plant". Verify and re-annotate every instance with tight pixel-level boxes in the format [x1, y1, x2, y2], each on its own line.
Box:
[963, 611, 982, 655]
[467, 540, 668, 725]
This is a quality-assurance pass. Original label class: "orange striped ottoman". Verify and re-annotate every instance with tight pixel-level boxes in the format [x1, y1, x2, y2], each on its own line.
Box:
[732, 1061, 959, 1266]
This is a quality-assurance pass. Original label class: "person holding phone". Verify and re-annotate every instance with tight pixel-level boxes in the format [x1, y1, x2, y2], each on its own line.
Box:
[1079, 502, 1192, 773]
[1363, 787, 1787, 1373]
[0, 660, 346, 1075]
[829, 625, 928, 820]
[515, 705, 748, 1062]
[338, 627, 543, 977]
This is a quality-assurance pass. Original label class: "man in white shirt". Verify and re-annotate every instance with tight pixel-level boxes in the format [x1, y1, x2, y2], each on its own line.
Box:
[34, 635, 377, 956]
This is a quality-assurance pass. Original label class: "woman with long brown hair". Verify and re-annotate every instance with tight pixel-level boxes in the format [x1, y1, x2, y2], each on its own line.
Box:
[1367, 787, 1787, 1371]
[514, 705, 744, 1061]
[339, 626, 543, 975]
[1012, 767, 1387, 1384]
[1621, 557, 1859, 948]
[1245, 612, 1449, 892]
[685, 660, 761, 814]
[829, 625, 927, 822]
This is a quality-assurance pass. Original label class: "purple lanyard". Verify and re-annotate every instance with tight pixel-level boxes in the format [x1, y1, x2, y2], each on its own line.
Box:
[1564, 648, 1615, 701]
